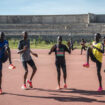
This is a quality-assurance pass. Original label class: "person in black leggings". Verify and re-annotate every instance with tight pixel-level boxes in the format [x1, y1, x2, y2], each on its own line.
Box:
[49, 36, 70, 90]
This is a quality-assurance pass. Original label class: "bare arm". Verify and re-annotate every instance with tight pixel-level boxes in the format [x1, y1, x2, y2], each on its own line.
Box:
[17, 46, 27, 54]
[66, 41, 71, 54]
[48, 45, 56, 55]
[30, 50, 38, 57]
[65, 44, 71, 54]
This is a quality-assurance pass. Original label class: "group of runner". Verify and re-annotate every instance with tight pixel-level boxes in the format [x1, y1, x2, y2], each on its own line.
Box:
[0, 31, 105, 94]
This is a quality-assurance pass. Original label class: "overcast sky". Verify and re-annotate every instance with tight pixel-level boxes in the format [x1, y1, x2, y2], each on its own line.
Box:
[0, 0, 105, 15]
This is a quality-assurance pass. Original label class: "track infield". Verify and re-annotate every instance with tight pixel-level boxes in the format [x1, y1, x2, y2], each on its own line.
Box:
[1, 49, 105, 105]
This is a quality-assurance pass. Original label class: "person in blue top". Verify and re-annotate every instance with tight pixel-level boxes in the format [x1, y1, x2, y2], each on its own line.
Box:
[0, 32, 15, 94]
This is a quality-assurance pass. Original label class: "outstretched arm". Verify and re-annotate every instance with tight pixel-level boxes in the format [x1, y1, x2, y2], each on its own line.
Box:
[66, 41, 71, 54]
[17, 46, 27, 54]
[30, 50, 38, 57]
[48, 45, 56, 55]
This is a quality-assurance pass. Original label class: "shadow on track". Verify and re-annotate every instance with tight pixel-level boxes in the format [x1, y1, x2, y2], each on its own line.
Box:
[2, 88, 105, 103]
[30, 88, 105, 96]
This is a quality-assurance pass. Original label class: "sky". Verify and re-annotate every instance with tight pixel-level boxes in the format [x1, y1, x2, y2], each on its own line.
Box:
[0, 0, 105, 15]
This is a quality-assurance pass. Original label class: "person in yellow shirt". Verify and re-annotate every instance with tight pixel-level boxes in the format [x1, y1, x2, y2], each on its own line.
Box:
[83, 33, 104, 92]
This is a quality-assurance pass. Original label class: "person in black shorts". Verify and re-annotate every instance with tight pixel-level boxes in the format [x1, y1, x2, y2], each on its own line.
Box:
[18, 31, 38, 90]
[49, 36, 70, 90]
[80, 38, 87, 55]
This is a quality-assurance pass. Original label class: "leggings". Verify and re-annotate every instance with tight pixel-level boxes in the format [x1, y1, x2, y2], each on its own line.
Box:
[56, 62, 67, 84]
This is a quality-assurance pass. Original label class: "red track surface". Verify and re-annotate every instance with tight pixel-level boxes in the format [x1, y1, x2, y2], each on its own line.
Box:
[0, 49, 105, 105]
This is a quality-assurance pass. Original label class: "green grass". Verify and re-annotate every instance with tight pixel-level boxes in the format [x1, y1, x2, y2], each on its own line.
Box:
[8, 39, 91, 49]
[8, 39, 56, 49]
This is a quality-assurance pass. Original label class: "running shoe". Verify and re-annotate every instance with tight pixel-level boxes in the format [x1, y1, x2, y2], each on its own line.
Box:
[64, 84, 67, 89]
[8, 64, 16, 70]
[98, 87, 103, 92]
[21, 84, 27, 90]
[26, 80, 33, 88]
[83, 63, 89, 68]
[56, 86, 61, 90]
[0, 89, 2, 94]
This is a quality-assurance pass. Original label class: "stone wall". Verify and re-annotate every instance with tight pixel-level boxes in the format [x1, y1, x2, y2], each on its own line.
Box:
[1, 14, 105, 24]
[88, 14, 105, 23]
[88, 13, 96, 23]
[0, 14, 88, 24]
[95, 15, 105, 23]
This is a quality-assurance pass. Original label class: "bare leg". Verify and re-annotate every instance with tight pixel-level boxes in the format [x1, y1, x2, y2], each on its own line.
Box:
[96, 62, 102, 88]
[87, 47, 92, 64]
[24, 69, 28, 84]
[30, 67, 37, 81]
[7, 47, 12, 64]
[0, 71, 2, 89]
[0, 62, 2, 89]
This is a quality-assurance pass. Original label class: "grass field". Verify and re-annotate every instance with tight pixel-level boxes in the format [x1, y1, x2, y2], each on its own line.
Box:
[8, 39, 90, 49]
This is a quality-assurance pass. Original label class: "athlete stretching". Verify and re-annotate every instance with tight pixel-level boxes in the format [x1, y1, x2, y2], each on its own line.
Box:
[83, 33, 104, 92]
[0, 32, 15, 94]
[18, 31, 38, 90]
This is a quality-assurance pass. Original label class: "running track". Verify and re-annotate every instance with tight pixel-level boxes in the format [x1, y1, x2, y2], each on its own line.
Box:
[0, 49, 105, 105]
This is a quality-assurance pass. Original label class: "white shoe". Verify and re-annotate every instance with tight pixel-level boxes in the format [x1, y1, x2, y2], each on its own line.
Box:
[21, 84, 27, 90]
[8, 64, 16, 70]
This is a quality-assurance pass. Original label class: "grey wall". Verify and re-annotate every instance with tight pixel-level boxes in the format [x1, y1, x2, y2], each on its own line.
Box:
[95, 15, 105, 23]
[0, 15, 88, 24]
[88, 13, 96, 23]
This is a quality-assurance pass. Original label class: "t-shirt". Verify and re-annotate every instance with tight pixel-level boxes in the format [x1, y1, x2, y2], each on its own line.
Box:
[0, 40, 8, 59]
[18, 39, 32, 61]
[52, 44, 70, 63]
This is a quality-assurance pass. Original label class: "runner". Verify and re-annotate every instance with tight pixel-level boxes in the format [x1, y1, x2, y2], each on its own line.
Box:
[49, 36, 70, 90]
[80, 38, 87, 55]
[18, 31, 38, 90]
[0, 32, 15, 94]
[83, 33, 104, 92]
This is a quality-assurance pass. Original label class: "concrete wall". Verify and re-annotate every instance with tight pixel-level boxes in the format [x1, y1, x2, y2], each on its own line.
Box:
[0, 15, 88, 24]
[1, 14, 105, 24]
[88, 13, 96, 23]
[88, 14, 105, 23]
[95, 15, 105, 23]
